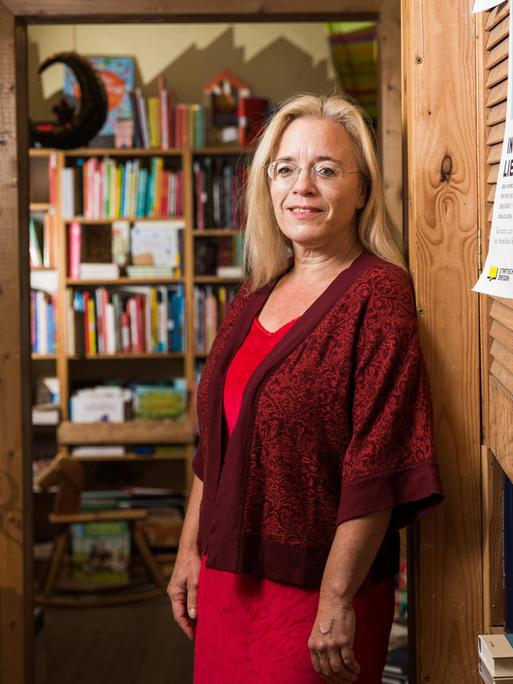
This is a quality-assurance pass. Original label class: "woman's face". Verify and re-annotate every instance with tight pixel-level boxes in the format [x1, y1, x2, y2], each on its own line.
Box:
[268, 117, 366, 252]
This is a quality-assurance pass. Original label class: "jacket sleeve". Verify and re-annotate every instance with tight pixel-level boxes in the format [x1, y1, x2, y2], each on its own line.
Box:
[337, 272, 443, 529]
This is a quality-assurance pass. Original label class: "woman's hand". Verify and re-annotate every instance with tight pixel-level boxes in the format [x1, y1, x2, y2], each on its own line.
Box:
[308, 598, 360, 683]
[167, 546, 202, 640]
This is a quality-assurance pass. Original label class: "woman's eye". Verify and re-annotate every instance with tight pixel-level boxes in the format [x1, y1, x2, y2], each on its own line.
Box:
[315, 165, 337, 177]
[276, 164, 294, 176]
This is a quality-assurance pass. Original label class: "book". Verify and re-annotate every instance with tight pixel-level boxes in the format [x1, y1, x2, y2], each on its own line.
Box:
[79, 263, 120, 280]
[68, 221, 81, 279]
[71, 520, 130, 585]
[479, 635, 513, 678]
[111, 220, 130, 268]
[71, 446, 126, 457]
[479, 655, 513, 684]
[32, 405, 60, 426]
[133, 380, 187, 420]
[70, 386, 129, 422]
[238, 96, 269, 146]
[130, 220, 184, 274]
[29, 217, 43, 267]
[63, 56, 135, 141]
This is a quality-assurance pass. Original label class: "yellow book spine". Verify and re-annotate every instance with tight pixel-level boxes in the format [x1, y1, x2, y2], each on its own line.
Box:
[148, 97, 161, 148]
[87, 298, 97, 355]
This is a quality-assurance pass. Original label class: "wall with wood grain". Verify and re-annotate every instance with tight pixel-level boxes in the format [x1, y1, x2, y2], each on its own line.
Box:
[402, 0, 483, 681]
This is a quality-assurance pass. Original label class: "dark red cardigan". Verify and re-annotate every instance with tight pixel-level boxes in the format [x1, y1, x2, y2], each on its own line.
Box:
[193, 251, 443, 588]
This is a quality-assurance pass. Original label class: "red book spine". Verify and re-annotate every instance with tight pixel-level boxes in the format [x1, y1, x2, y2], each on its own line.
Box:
[135, 295, 144, 353]
[160, 170, 169, 216]
[176, 170, 183, 217]
[83, 291, 90, 354]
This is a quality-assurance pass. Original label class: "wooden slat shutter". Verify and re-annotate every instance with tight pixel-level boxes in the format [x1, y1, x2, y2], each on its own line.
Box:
[485, 4, 513, 480]
[483, 1, 512, 631]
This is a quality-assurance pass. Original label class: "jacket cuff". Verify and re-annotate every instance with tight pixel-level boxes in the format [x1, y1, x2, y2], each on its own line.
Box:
[337, 459, 444, 529]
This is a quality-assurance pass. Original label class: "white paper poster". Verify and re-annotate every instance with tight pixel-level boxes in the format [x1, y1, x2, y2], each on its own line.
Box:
[473, 0, 503, 13]
[473, 10, 513, 297]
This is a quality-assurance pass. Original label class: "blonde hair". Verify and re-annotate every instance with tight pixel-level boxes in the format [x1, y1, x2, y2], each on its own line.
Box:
[243, 93, 406, 290]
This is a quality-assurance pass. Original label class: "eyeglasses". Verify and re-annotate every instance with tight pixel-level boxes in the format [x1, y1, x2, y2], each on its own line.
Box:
[265, 160, 360, 185]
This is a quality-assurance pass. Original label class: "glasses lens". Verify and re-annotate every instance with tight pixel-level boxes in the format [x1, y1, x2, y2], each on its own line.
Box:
[272, 161, 297, 182]
[312, 162, 341, 179]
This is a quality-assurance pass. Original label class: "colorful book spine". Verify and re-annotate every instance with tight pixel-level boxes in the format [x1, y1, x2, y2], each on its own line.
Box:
[69, 221, 82, 279]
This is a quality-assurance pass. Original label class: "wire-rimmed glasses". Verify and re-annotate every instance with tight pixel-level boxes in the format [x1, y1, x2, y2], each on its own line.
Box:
[265, 160, 360, 185]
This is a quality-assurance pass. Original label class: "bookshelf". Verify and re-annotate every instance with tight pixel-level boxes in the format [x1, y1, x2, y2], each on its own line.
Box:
[29, 144, 247, 492]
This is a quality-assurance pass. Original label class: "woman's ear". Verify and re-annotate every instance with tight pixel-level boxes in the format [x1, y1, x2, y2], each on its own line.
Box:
[356, 181, 367, 210]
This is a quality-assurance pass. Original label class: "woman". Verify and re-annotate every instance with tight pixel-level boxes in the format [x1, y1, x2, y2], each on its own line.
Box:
[168, 93, 443, 684]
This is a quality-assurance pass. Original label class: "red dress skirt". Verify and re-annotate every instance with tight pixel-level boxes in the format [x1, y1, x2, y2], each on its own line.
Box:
[193, 316, 395, 684]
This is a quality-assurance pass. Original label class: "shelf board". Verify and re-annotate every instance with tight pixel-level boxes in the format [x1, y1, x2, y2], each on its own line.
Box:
[193, 229, 242, 237]
[58, 419, 194, 445]
[63, 147, 184, 157]
[67, 277, 183, 286]
[70, 451, 187, 462]
[29, 202, 52, 211]
[29, 148, 55, 157]
[32, 353, 57, 361]
[194, 276, 242, 284]
[64, 215, 185, 224]
[193, 146, 246, 155]
[69, 352, 185, 360]
[30, 266, 56, 272]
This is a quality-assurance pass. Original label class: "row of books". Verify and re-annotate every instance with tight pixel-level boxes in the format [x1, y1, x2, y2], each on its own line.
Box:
[66, 285, 185, 356]
[194, 235, 244, 277]
[61, 157, 183, 220]
[69, 220, 184, 280]
[31, 290, 57, 354]
[70, 381, 187, 422]
[194, 285, 239, 353]
[193, 156, 247, 229]
[131, 79, 206, 150]
[29, 213, 56, 269]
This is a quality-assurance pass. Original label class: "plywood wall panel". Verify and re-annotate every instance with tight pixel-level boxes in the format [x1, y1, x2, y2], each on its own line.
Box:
[402, 0, 482, 681]
[0, 5, 32, 684]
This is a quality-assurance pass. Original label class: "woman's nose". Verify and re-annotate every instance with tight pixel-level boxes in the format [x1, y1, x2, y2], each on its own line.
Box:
[292, 168, 317, 194]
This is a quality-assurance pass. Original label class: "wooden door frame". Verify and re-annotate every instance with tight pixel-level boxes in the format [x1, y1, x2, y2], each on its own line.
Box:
[0, 1, 483, 683]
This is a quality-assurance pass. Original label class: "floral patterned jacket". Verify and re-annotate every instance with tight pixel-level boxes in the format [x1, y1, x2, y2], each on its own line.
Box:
[193, 250, 443, 588]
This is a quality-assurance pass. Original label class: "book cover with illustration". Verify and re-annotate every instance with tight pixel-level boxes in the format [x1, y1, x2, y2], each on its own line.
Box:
[71, 520, 130, 585]
[63, 56, 135, 138]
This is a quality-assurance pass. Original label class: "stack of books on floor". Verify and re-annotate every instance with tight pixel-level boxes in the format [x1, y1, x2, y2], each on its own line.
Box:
[479, 634, 513, 683]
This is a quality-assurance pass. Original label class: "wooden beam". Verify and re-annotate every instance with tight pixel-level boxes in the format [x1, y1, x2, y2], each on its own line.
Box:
[402, 1, 483, 682]
[378, 0, 402, 234]
[4, 0, 380, 21]
[0, 4, 32, 684]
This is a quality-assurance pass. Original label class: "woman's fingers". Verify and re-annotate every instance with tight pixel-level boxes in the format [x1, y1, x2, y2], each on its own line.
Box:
[168, 576, 194, 640]
[186, 573, 199, 620]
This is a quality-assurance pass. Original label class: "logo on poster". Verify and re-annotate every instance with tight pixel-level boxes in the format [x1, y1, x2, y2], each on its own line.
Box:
[487, 266, 499, 281]
[488, 266, 513, 282]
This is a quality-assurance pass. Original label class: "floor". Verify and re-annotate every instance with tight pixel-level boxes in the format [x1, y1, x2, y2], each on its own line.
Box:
[34, 597, 194, 684]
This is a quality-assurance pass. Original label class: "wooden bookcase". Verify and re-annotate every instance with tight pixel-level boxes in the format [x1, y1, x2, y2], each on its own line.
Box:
[29, 145, 247, 494]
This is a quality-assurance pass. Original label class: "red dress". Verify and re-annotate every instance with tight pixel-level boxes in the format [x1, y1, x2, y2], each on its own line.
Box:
[193, 316, 395, 684]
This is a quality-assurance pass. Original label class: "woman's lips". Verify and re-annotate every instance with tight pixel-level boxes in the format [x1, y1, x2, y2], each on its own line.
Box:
[288, 206, 322, 217]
